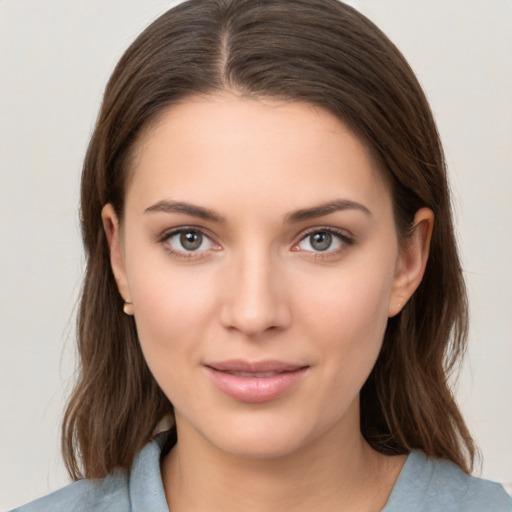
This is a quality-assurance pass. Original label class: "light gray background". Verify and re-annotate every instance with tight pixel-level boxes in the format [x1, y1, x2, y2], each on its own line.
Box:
[1, 1, 510, 509]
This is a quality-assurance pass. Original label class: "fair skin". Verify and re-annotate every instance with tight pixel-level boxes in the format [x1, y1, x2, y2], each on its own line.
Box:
[103, 94, 433, 512]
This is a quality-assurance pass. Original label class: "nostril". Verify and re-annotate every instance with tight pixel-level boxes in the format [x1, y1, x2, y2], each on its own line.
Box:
[219, 260, 292, 335]
[220, 303, 291, 336]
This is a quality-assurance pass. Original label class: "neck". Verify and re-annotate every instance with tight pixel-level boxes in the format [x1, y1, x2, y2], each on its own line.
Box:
[161, 411, 404, 512]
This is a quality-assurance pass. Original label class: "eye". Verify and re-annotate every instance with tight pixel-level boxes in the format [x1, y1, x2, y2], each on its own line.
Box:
[293, 228, 351, 254]
[161, 228, 219, 255]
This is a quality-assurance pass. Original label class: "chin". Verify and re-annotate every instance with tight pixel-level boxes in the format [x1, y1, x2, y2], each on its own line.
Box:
[188, 407, 335, 461]
[210, 429, 308, 460]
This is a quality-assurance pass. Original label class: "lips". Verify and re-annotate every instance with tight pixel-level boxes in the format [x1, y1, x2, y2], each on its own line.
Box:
[224, 371, 284, 378]
[204, 360, 309, 403]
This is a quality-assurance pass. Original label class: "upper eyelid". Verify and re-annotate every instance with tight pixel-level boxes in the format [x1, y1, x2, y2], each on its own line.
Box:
[158, 225, 215, 241]
[297, 226, 353, 241]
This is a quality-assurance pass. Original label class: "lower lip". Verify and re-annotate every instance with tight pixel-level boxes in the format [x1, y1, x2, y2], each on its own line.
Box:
[205, 367, 308, 403]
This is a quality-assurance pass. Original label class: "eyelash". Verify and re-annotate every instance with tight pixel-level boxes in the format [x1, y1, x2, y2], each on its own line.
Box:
[158, 226, 354, 261]
[158, 227, 219, 261]
[293, 227, 354, 260]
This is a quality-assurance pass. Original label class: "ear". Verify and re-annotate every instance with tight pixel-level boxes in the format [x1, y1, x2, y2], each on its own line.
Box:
[101, 204, 134, 315]
[388, 207, 434, 317]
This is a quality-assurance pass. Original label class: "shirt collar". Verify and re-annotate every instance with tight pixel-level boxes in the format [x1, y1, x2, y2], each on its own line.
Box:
[129, 432, 171, 512]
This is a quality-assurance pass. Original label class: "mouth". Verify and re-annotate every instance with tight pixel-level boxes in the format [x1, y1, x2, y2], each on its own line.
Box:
[222, 371, 289, 378]
[204, 360, 309, 403]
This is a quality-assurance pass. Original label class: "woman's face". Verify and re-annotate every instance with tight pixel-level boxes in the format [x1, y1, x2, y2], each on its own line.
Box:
[104, 94, 430, 458]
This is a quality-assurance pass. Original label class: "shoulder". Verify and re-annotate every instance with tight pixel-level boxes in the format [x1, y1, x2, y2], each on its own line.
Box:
[10, 431, 172, 512]
[384, 450, 512, 512]
[9, 471, 130, 512]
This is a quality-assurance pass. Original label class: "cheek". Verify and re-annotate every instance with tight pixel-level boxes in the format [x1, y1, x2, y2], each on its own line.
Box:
[126, 255, 219, 390]
[136, 274, 213, 332]
[303, 257, 394, 340]
[299, 258, 395, 385]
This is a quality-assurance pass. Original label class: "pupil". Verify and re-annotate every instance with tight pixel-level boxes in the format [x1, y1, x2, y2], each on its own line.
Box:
[180, 231, 202, 251]
[311, 232, 332, 251]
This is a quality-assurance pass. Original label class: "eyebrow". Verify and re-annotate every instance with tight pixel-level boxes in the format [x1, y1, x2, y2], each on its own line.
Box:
[144, 200, 226, 223]
[144, 198, 371, 224]
[284, 199, 372, 224]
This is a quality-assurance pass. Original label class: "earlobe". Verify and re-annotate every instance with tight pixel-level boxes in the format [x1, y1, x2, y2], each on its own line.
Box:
[388, 208, 434, 317]
[101, 204, 133, 313]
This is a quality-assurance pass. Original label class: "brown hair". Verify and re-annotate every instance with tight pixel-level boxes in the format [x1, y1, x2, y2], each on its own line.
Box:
[63, 0, 475, 480]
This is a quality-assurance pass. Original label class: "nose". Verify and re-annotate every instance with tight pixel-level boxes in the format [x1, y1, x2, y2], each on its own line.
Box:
[219, 249, 292, 337]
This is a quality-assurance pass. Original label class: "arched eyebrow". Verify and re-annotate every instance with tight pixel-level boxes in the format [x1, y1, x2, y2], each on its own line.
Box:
[144, 200, 226, 223]
[144, 199, 371, 224]
[284, 200, 372, 224]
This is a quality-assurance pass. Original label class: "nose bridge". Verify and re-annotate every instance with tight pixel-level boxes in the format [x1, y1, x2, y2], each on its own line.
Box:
[221, 243, 290, 335]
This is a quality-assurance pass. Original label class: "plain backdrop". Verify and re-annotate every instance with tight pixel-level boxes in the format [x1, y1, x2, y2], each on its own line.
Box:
[0, 0, 511, 509]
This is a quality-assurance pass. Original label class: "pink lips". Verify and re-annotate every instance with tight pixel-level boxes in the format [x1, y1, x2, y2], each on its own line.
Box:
[205, 360, 309, 403]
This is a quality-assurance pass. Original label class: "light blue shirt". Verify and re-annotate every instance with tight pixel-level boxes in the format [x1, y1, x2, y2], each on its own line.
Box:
[11, 433, 512, 511]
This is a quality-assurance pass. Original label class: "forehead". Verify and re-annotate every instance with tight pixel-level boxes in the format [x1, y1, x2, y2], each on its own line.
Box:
[125, 94, 391, 217]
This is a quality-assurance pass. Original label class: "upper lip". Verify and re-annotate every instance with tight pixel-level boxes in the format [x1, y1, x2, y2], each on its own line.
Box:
[205, 359, 308, 373]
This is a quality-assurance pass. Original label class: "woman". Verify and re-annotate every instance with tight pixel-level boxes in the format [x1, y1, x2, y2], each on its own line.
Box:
[12, 0, 511, 510]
